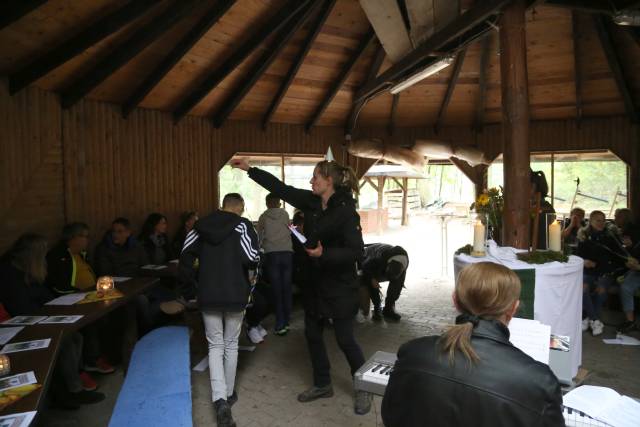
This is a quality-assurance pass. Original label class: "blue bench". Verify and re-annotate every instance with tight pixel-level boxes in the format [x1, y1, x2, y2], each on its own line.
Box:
[109, 326, 192, 427]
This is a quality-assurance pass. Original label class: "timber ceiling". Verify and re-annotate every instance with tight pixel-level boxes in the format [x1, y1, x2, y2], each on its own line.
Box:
[0, 0, 639, 132]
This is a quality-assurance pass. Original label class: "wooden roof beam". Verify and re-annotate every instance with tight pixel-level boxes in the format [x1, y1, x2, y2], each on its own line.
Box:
[0, 0, 47, 31]
[212, 1, 320, 128]
[305, 28, 375, 132]
[8, 0, 159, 95]
[60, 0, 203, 109]
[474, 34, 492, 131]
[122, 0, 236, 118]
[359, 0, 412, 62]
[388, 94, 400, 136]
[354, 0, 510, 104]
[262, 0, 336, 130]
[345, 43, 385, 136]
[434, 47, 466, 134]
[572, 11, 584, 126]
[544, 0, 638, 14]
[593, 15, 639, 123]
[172, 0, 311, 123]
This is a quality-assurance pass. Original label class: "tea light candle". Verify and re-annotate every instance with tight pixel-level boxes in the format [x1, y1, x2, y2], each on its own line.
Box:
[549, 220, 561, 252]
[473, 220, 486, 254]
[96, 276, 115, 297]
[0, 354, 11, 376]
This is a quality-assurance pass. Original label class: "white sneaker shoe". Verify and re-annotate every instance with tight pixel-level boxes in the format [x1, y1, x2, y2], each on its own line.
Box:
[582, 318, 590, 332]
[355, 311, 367, 324]
[247, 327, 264, 344]
[590, 319, 604, 336]
[256, 324, 268, 337]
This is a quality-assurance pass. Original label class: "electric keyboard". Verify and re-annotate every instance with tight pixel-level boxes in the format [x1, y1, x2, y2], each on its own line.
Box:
[562, 406, 610, 426]
[354, 351, 397, 396]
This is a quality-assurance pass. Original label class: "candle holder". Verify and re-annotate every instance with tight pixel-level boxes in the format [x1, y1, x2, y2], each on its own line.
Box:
[545, 213, 565, 253]
[471, 213, 488, 257]
[96, 276, 115, 298]
[0, 354, 11, 377]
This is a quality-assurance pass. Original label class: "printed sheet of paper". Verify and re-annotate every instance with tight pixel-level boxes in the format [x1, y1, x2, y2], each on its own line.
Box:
[563, 385, 640, 427]
[1, 339, 51, 354]
[602, 334, 640, 346]
[0, 328, 24, 346]
[141, 265, 167, 270]
[0, 411, 37, 427]
[0, 372, 37, 393]
[1, 316, 47, 326]
[288, 225, 307, 244]
[508, 317, 551, 364]
[45, 293, 88, 306]
[39, 315, 83, 325]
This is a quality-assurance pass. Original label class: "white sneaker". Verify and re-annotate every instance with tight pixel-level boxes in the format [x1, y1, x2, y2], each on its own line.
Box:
[355, 311, 367, 324]
[256, 324, 268, 337]
[590, 319, 604, 336]
[247, 327, 264, 344]
[582, 318, 590, 332]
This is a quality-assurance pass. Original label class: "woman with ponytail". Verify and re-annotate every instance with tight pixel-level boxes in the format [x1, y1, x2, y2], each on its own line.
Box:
[382, 262, 564, 427]
[231, 158, 371, 415]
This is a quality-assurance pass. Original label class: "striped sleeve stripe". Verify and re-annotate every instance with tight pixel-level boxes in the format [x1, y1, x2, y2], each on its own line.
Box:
[182, 229, 199, 253]
[235, 222, 258, 256]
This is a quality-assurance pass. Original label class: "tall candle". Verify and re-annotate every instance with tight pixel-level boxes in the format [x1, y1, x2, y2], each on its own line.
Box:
[548, 220, 561, 252]
[473, 220, 486, 253]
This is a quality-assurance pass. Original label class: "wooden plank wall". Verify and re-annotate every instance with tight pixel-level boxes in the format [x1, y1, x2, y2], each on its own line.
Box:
[1, 81, 637, 253]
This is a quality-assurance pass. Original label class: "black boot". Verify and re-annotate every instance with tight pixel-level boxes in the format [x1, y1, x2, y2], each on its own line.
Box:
[214, 398, 236, 427]
[382, 304, 401, 322]
[372, 306, 383, 322]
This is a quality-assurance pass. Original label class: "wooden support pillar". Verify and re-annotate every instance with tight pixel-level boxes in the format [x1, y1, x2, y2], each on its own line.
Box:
[377, 176, 386, 234]
[631, 126, 640, 215]
[401, 177, 409, 226]
[500, 0, 530, 249]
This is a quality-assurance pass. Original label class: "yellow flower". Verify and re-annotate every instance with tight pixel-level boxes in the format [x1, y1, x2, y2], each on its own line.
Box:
[477, 194, 490, 206]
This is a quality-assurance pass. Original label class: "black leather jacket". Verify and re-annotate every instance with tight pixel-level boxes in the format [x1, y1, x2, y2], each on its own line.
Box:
[382, 318, 564, 427]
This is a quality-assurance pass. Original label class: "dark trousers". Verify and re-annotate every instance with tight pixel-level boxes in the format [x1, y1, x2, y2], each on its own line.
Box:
[265, 251, 293, 329]
[367, 271, 406, 309]
[245, 284, 272, 328]
[304, 314, 365, 387]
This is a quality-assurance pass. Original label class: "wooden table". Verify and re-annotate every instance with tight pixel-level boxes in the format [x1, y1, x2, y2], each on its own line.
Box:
[0, 277, 159, 418]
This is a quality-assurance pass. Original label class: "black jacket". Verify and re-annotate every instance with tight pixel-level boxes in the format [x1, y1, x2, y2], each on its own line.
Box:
[0, 259, 54, 316]
[576, 224, 627, 276]
[140, 233, 172, 265]
[94, 233, 149, 277]
[382, 319, 564, 427]
[179, 211, 259, 312]
[362, 243, 408, 283]
[45, 242, 93, 295]
[248, 167, 364, 319]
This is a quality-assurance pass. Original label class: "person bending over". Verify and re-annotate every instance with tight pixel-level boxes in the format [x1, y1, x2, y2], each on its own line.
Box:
[361, 243, 408, 322]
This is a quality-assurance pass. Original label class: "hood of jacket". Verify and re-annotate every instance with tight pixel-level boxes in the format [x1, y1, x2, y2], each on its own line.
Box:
[262, 208, 288, 221]
[327, 189, 356, 210]
[195, 210, 242, 245]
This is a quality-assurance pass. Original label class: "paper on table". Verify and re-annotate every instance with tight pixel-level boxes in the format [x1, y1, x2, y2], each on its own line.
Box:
[0, 411, 37, 427]
[1, 339, 51, 354]
[0, 327, 24, 345]
[40, 315, 83, 324]
[288, 225, 307, 244]
[508, 317, 551, 364]
[563, 385, 640, 427]
[0, 372, 37, 393]
[141, 264, 167, 270]
[45, 293, 88, 306]
[112, 276, 131, 283]
[602, 334, 640, 346]
[193, 356, 208, 372]
[1, 316, 47, 326]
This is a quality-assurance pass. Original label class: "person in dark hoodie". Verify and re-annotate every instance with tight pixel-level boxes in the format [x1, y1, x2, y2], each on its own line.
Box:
[139, 213, 172, 265]
[179, 193, 259, 427]
[231, 158, 371, 416]
[94, 218, 148, 277]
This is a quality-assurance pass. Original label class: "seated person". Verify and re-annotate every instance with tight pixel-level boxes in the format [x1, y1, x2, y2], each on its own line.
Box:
[614, 208, 640, 248]
[562, 207, 586, 248]
[172, 211, 198, 256]
[361, 243, 408, 322]
[382, 262, 564, 427]
[0, 234, 104, 408]
[94, 218, 148, 277]
[576, 210, 627, 336]
[139, 213, 172, 265]
[47, 222, 115, 374]
[620, 242, 640, 333]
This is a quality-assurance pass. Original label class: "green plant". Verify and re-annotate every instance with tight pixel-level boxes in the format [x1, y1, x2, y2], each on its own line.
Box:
[516, 250, 569, 264]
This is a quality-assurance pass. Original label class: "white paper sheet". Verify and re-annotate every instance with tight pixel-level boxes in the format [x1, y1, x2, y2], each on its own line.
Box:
[508, 317, 551, 364]
[0, 411, 37, 427]
[192, 356, 208, 372]
[563, 385, 640, 427]
[141, 265, 167, 270]
[39, 315, 83, 324]
[45, 293, 88, 306]
[602, 334, 640, 346]
[0, 372, 37, 393]
[288, 225, 307, 244]
[1, 316, 47, 326]
[112, 276, 132, 283]
[0, 327, 24, 345]
[1, 339, 51, 354]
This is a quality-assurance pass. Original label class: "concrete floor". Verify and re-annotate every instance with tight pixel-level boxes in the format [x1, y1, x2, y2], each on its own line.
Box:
[37, 216, 640, 426]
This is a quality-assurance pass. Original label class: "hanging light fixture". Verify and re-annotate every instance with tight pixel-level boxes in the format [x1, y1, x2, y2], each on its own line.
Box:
[389, 56, 455, 95]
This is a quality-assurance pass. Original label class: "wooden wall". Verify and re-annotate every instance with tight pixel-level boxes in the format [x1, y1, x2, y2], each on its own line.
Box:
[1, 81, 638, 253]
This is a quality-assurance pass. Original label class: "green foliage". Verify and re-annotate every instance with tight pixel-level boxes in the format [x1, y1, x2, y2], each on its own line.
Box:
[516, 250, 569, 264]
[455, 244, 473, 255]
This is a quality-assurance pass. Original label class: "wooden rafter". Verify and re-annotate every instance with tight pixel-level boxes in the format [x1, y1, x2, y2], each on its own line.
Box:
[60, 0, 203, 109]
[9, 0, 159, 95]
[544, 0, 635, 13]
[172, 0, 310, 123]
[122, 0, 236, 118]
[345, 43, 386, 136]
[593, 15, 639, 123]
[212, 1, 319, 128]
[434, 47, 466, 134]
[0, 0, 47, 31]
[262, 0, 336, 130]
[571, 11, 584, 126]
[474, 34, 492, 131]
[388, 94, 400, 136]
[354, 0, 510, 104]
[305, 28, 375, 132]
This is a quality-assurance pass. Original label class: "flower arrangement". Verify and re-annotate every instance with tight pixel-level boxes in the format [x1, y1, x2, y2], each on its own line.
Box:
[470, 187, 504, 242]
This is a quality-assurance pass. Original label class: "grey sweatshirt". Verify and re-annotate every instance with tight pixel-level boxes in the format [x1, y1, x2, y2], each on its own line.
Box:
[257, 208, 293, 253]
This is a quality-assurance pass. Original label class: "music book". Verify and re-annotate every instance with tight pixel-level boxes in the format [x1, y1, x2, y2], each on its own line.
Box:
[563, 385, 640, 427]
[507, 317, 551, 364]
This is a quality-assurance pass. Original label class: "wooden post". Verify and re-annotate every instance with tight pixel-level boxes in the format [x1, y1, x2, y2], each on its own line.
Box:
[500, 0, 530, 249]
[401, 177, 409, 226]
[377, 176, 386, 234]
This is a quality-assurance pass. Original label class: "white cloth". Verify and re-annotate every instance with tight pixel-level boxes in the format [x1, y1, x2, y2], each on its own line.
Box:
[453, 242, 584, 378]
[202, 310, 244, 402]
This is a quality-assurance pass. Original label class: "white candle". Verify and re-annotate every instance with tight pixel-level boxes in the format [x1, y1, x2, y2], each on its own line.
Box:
[473, 220, 486, 253]
[549, 220, 561, 252]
